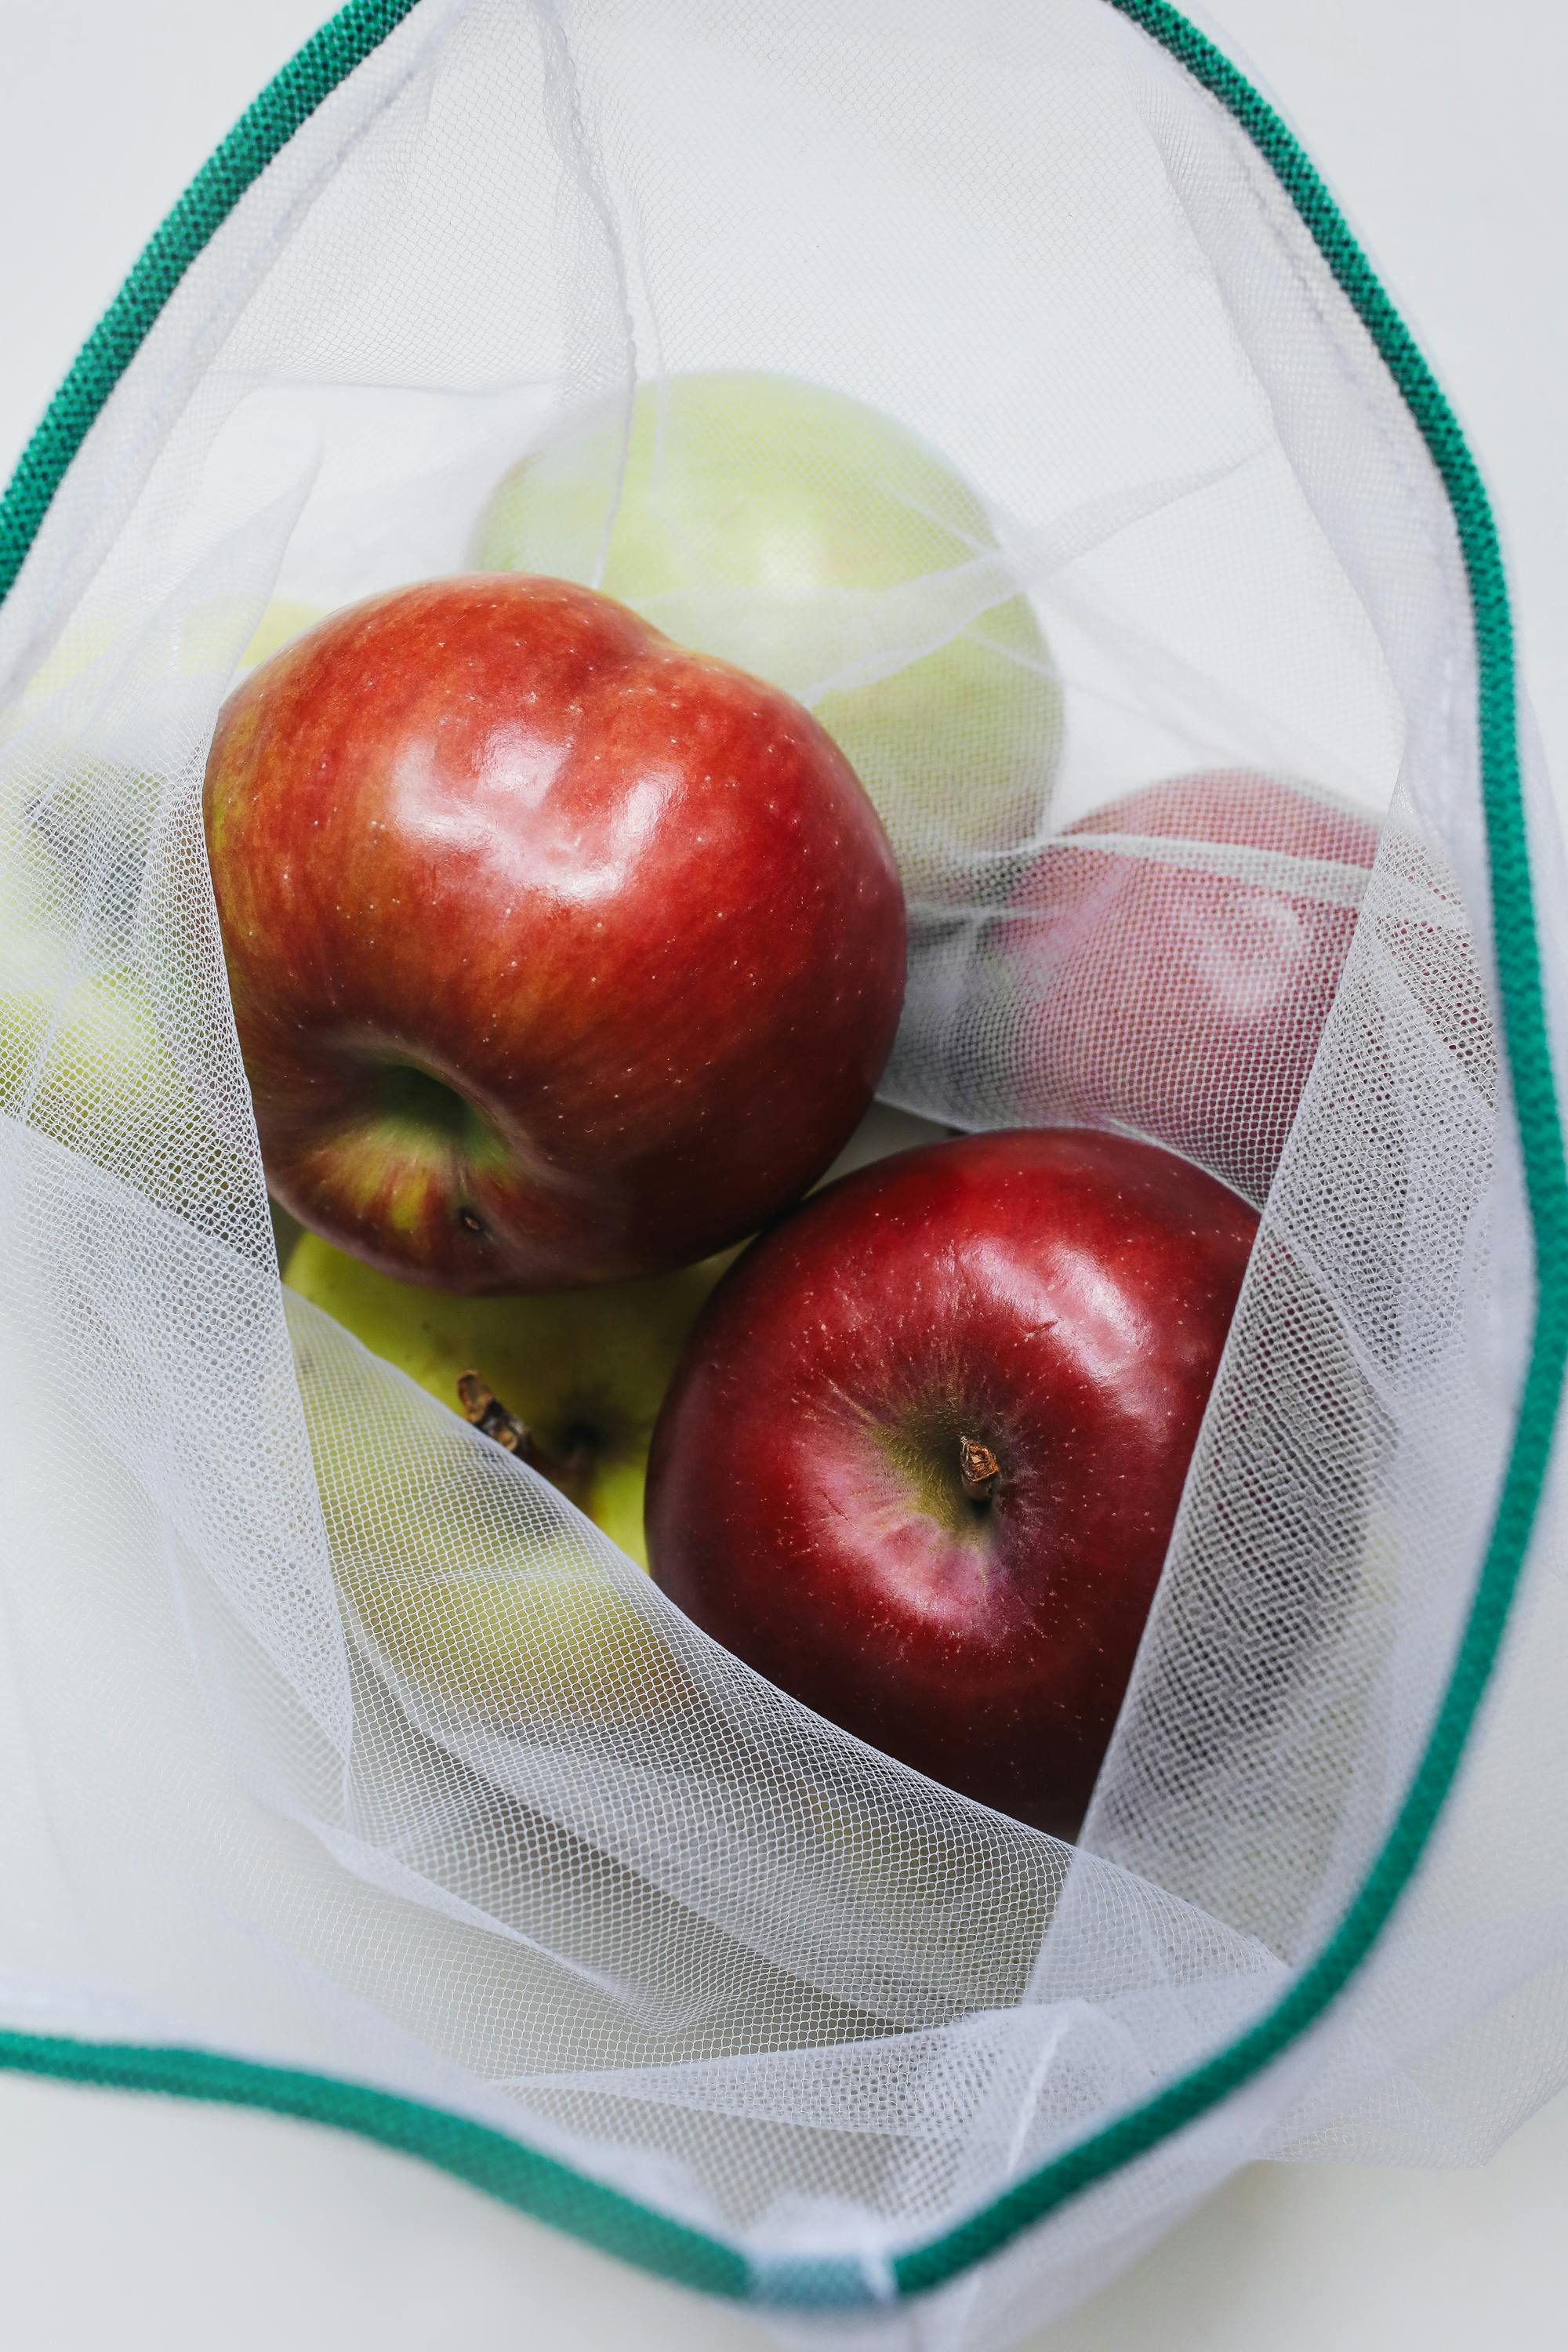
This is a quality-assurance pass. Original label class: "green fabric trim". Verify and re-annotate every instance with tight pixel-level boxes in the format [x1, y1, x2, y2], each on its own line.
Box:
[0, 2034, 752, 2300]
[894, 0, 1568, 2294]
[0, 0, 1562, 2316]
[0, 0, 424, 611]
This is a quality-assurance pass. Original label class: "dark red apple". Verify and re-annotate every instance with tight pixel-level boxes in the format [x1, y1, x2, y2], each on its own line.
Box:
[203, 575, 906, 1290]
[999, 772, 1380, 1199]
[645, 1127, 1258, 1835]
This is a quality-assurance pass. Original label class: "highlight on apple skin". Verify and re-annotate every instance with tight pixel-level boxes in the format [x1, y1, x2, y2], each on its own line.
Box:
[203, 572, 906, 1293]
[644, 1126, 1258, 1837]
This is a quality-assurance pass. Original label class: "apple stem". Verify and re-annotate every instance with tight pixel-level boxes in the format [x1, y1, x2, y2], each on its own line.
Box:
[457, 1370, 595, 1513]
[457, 1370, 528, 1452]
[960, 1434, 1000, 1504]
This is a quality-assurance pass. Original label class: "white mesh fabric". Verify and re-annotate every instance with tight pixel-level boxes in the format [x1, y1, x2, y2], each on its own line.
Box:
[0, 2, 1563, 2347]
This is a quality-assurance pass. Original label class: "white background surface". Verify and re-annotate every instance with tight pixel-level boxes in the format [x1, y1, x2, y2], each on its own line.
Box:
[1, 2, 1565, 2346]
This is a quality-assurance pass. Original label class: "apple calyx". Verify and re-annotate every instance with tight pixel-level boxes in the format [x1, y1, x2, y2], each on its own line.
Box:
[457, 1370, 595, 1515]
[959, 1435, 1000, 1504]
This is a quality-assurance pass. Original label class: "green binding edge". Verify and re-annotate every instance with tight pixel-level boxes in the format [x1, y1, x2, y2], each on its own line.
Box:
[0, 0, 1563, 2311]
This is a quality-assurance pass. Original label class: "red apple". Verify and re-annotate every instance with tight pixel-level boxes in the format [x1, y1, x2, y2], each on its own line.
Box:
[203, 575, 906, 1290]
[645, 1127, 1258, 1835]
[997, 772, 1380, 1200]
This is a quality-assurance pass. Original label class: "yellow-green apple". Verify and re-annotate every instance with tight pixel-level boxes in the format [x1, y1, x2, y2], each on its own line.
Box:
[6, 597, 325, 957]
[0, 956, 198, 1175]
[203, 573, 906, 1292]
[0, 781, 234, 1214]
[994, 771, 1381, 1199]
[10, 595, 323, 704]
[281, 1101, 944, 1565]
[286, 1293, 688, 1726]
[283, 1100, 950, 1719]
[285, 1229, 728, 1567]
[241, 598, 323, 672]
[646, 1127, 1258, 1836]
[472, 371, 1061, 892]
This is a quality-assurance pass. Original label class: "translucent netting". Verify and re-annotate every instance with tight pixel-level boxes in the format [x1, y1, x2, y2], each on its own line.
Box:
[0, 2, 1563, 2346]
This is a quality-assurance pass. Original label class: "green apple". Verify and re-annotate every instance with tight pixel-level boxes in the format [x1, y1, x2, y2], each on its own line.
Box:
[285, 1238, 727, 1723]
[10, 596, 323, 712]
[281, 1105, 939, 1559]
[0, 905, 250, 1228]
[239, 598, 324, 673]
[285, 1232, 728, 1570]
[0, 593, 319, 1232]
[280, 1110, 947, 1723]
[0, 768, 203, 1168]
[471, 371, 1061, 893]
[285, 1289, 691, 1726]
[3, 597, 325, 954]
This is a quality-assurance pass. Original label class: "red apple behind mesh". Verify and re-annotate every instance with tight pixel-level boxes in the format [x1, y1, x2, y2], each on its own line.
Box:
[645, 1127, 1258, 1836]
[202, 575, 906, 1292]
[997, 772, 1381, 1200]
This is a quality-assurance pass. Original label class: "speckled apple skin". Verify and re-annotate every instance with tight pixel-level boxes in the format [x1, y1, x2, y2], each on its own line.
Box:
[204, 575, 906, 1291]
[646, 1127, 1258, 1835]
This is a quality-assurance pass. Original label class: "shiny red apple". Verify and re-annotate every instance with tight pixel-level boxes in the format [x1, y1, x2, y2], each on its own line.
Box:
[999, 772, 1381, 1200]
[645, 1127, 1258, 1835]
[203, 575, 906, 1290]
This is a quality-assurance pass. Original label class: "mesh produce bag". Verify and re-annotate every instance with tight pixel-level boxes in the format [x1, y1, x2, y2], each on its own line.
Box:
[2, 2, 1565, 2345]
